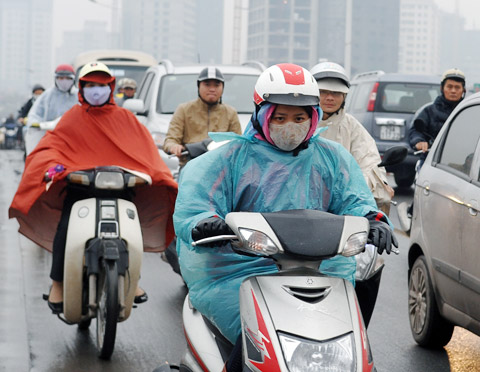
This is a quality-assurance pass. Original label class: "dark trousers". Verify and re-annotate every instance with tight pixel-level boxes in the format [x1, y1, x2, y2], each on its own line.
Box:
[50, 189, 89, 282]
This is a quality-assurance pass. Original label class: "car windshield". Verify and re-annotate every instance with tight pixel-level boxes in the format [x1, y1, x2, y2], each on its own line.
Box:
[107, 66, 150, 87]
[378, 83, 440, 113]
[157, 73, 258, 114]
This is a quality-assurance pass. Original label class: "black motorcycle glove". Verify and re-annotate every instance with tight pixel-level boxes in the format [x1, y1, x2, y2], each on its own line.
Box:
[191, 217, 233, 247]
[368, 220, 399, 255]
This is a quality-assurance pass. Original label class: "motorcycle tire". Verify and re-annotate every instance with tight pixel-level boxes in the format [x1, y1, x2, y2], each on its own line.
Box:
[96, 260, 119, 359]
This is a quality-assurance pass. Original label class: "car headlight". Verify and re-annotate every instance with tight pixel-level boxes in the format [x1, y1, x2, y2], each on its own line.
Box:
[233, 228, 279, 256]
[342, 232, 368, 257]
[279, 332, 356, 372]
[95, 171, 124, 189]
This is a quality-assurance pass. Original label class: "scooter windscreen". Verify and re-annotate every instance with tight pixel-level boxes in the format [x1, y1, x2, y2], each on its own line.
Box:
[261, 210, 345, 260]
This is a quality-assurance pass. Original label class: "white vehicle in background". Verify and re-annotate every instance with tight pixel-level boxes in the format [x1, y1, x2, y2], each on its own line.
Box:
[73, 49, 158, 87]
[123, 60, 265, 176]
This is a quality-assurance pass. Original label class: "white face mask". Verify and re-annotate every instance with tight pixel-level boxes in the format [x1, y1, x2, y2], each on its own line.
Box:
[56, 78, 74, 92]
[269, 119, 311, 151]
[83, 86, 111, 106]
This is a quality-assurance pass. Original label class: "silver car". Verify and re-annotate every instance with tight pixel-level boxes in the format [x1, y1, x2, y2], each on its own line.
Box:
[407, 91, 480, 348]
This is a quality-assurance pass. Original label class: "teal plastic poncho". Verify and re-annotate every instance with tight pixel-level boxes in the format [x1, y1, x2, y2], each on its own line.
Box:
[174, 103, 379, 343]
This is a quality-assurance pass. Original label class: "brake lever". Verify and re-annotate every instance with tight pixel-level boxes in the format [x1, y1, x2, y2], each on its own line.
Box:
[192, 235, 238, 247]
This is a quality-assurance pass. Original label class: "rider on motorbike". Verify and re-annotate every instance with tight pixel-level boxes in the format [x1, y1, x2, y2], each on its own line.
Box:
[24, 64, 79, 156]
[9, 62, 178, 314]
[173, 63, 398, 371]
[310, 61, 395, 327]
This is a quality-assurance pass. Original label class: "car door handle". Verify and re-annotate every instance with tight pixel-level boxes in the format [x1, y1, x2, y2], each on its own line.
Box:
[467, 200, 478, 217]
[422, 182, 430, 196]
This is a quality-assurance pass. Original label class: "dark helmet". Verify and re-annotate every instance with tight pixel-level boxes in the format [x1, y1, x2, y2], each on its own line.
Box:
[55, 64, 75, 78]
[441, 68, 466, 87]
[32, 84, 45, 93]
[197, 67, 224, 86]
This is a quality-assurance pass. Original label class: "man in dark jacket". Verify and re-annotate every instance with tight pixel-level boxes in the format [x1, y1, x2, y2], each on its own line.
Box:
[409, 68, 465, 154]
[17, 84, 45, 148]
[398, 68, 466, 232]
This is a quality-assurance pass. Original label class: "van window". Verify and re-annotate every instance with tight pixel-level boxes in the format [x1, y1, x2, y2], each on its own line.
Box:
[377, 83, 440, 114]
[349, 82, 374, 113]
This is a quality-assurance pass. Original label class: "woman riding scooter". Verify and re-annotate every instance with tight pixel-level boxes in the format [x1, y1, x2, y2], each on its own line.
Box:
[9, 62, 177, 313]
[174, 63, 398, 371]
[310, 61, 396, 327]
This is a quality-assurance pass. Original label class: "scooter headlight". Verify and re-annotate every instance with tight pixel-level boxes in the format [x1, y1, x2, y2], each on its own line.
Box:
[279, 332, 356, 372]
[342, 232, 368, 257]
[234, 228, 279, 256]
[95, 171, 125, 189]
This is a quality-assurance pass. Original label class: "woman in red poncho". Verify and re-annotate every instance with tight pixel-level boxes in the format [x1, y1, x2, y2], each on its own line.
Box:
[9, 62, 178, 313]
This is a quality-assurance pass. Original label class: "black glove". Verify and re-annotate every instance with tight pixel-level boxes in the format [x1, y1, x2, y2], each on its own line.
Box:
[368, 220, 398, 255]
[191, 217, 233, 247]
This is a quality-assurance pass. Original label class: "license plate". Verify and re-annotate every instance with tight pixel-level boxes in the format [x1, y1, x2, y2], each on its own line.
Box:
[380, 125, 401, 141]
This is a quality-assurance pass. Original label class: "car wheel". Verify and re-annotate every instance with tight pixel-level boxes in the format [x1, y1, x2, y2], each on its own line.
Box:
[408, 255, 454, 348]
[394, 172, 415, 189]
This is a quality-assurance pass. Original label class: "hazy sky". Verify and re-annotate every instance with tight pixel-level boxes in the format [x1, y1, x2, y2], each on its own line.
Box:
[434, 0, 480, 28]
[52, 0, 480, 48]
[53, 0, 112, 47]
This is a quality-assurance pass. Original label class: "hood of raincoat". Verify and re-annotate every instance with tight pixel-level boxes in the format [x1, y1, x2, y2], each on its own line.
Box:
[243, 103, 322, 151]
[27, 86, 79, 124]
[78, 71, 117, 108]
[9, 100, 178, 252]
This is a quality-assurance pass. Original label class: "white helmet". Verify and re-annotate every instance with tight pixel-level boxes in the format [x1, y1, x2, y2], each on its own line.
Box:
[310, 61, 350, 93]
[78, 61, 112, 80]
[253, 63, 319, 106]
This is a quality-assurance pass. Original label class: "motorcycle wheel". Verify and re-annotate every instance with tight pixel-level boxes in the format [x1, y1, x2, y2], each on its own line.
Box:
[96, 260, 119, 359]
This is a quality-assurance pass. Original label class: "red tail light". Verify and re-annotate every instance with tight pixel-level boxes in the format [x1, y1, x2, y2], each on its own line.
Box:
[367, 82, 379, 112]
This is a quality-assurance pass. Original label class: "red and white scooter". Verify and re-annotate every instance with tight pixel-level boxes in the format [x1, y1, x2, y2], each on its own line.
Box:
[179, 209, 376, 372]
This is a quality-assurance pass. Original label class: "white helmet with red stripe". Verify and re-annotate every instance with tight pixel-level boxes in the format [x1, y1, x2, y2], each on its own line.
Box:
[253, 63, 319, 106]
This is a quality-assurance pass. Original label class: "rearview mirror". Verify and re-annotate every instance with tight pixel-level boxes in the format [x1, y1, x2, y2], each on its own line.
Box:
[122, 99, 145, 114]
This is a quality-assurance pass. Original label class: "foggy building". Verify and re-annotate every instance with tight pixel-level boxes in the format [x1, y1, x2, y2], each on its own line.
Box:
[246, 0, 398, 74]
[247, 0, 319, 68]
[315, 0, 400, 75]
[195, 0, 249, 64]
[120, 0, 197, 64]
[398, 0, 441, 74]
[350, 0, 399, 75]
[55, 21, 119, 66]
[0, 0, 53, 93]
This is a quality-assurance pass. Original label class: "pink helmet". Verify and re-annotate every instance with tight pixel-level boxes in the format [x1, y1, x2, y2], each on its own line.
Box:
[253, 63, 319, 107]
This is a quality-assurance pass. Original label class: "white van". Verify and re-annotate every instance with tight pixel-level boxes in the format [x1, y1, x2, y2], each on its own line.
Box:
[123, 60, 265, 177]
[73, 49, 157, 85]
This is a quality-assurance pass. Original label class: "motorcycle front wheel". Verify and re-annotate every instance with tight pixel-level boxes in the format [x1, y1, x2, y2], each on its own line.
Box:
[96, 260, 119, 359]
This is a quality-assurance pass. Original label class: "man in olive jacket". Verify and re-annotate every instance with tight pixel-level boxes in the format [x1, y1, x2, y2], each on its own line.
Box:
[164, 67, 242, 167]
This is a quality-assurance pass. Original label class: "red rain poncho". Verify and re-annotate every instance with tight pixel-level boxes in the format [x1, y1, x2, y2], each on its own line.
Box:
[9, 78, 177, 252]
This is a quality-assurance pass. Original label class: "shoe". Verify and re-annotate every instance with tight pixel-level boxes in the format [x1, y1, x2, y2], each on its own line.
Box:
[397, 202, 412, 233]
[48, 300, 64, 314]
[134, 290, 148, 304]
[44, 289, 63, 314]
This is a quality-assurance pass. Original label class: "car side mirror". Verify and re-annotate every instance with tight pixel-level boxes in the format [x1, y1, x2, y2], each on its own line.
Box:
[123, 99, 146, 114]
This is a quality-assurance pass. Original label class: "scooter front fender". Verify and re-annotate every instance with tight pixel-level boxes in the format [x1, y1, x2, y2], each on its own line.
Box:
[63, 198, 143, 323]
